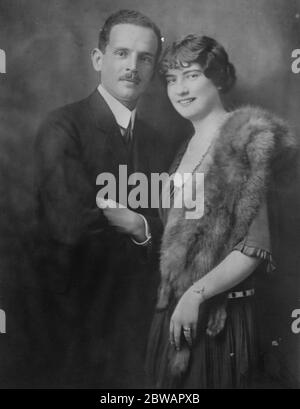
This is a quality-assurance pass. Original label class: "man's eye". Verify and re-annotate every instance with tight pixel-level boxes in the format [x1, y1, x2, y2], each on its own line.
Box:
[115, 50, 127, 57]
[141, 56, 153, 64]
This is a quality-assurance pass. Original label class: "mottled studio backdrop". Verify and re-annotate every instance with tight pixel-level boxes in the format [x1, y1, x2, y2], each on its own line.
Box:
[0, 0, 300, 387]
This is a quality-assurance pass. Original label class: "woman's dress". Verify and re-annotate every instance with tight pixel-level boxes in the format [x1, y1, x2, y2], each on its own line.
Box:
[146, 124, 275, 389]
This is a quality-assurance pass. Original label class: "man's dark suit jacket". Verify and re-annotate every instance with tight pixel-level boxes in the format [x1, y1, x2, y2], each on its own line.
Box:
[26, 90, 168, 387]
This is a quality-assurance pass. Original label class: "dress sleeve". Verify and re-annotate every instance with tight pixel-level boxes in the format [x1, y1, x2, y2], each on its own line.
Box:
[233, 199, 276, 272]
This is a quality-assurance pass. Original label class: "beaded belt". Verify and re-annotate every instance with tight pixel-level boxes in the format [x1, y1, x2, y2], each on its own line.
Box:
[227, 289, 255, 299]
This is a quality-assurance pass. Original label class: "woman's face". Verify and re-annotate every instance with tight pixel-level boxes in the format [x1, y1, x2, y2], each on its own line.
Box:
[166, 62, 220, 121]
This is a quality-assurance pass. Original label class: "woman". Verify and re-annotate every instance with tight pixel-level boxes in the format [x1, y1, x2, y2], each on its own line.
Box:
[146, 35, 297, 388]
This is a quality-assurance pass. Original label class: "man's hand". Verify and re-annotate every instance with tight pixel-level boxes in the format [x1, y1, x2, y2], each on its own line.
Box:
[97, 197, 147, 242]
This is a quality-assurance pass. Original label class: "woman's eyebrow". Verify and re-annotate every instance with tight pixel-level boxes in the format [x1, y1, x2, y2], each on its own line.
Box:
[165, 68, 201, 77]
[182, 68, 202, 74]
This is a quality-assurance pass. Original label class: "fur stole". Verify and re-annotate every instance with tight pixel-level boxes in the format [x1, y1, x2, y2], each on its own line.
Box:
[156, 106, 298, 377]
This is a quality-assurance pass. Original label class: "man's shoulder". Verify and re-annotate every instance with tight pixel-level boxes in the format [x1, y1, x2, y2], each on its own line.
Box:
[42, 94, 92, 128]
[35, 95, 94, 154]
[35, 92, 102, 148]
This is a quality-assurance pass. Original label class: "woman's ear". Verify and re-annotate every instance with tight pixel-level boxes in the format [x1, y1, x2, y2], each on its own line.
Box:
[91, 48, 104, 72]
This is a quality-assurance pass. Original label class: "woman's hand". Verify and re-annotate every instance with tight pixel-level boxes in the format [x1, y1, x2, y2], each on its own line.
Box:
[169, 287, 203, 350]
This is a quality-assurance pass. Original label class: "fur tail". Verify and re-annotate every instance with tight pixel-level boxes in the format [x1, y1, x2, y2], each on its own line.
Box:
[168, 345, 191, 378]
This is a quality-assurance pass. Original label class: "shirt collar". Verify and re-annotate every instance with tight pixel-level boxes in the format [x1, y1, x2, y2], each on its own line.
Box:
[97, 84, 136, 131]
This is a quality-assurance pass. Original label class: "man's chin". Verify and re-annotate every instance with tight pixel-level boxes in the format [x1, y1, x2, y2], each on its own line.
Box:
[120, 88, 139, 99]
[117, 94, 139, 109]
[116, 90, 139, 103]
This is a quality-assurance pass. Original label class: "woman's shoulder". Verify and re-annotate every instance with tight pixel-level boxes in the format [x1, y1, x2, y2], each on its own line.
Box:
[219, 105, 298, 161]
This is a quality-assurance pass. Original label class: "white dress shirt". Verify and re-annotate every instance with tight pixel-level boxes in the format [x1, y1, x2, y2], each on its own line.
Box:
[97, 84, 136, 135]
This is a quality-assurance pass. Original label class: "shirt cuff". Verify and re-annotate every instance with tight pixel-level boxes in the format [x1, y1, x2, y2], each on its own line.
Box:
[131, 214, 152, 246]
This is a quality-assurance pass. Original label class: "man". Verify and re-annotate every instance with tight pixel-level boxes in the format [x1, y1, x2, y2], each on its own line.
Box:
[33, 9, 167, 388]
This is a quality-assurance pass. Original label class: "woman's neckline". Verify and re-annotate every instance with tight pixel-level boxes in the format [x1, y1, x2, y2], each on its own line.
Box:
[191, 110, 231, 142]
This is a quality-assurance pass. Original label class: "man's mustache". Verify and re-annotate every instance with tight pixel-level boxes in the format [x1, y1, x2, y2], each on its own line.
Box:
[119, 72, 141, 84]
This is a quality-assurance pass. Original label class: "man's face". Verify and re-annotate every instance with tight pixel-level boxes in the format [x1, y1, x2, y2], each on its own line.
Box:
[94, 24, 158, 109]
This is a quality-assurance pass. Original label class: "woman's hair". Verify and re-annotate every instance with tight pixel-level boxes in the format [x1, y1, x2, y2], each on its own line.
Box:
[160, 34, 236, 93]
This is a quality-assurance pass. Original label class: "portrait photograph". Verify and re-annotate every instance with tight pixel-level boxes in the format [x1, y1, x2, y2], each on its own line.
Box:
[0, 0, 300, 390]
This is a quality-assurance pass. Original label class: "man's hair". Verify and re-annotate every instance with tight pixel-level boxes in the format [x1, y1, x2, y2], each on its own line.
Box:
[98, 9, 162, 62]
[160, 34, 236, 93]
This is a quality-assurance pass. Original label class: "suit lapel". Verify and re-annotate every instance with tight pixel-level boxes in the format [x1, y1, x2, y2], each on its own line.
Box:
[87, 90, 129, 167]
[86, 91, 157, 204]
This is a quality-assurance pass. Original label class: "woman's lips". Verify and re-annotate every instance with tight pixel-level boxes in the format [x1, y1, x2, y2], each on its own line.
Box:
[177, 97, 196, 106]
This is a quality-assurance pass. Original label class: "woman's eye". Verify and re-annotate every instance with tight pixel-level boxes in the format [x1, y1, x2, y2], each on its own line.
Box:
[187, 73, 199, 79]
[166, 78, 176, 84]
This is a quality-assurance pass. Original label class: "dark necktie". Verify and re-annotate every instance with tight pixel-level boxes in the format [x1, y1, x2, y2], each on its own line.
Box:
[123, 118, 132, 146]
[124, 118, 135, 178]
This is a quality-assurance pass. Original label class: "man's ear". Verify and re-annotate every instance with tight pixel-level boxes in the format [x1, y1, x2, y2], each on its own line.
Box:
[91, 48, 104, 72]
